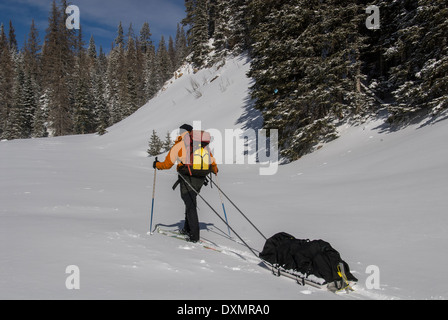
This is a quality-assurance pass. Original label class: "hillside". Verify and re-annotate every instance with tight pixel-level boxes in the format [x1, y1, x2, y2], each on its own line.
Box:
[0, 54, 447, 300]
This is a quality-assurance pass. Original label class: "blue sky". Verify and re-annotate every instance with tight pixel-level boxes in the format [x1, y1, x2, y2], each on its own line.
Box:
[0, 0, 186, 52]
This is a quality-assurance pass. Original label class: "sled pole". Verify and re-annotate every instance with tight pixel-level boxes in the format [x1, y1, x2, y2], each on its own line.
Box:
[209, 179, 267, 241]
[215, 175, 231, 236]
[177, 174, 259, 259]
[149, 158, 158, 235]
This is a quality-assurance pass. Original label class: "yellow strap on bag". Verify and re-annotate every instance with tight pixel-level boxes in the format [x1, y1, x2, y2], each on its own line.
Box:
[336, 264, 354, 293]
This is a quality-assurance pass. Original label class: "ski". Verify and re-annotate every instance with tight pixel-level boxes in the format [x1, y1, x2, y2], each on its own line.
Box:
[260, 261, 356, 293]
[155, 226, 222, 252]
[260, 261, 326, 290]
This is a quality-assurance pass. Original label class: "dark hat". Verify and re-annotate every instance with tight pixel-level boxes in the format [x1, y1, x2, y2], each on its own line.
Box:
[180, 124, 193, 132]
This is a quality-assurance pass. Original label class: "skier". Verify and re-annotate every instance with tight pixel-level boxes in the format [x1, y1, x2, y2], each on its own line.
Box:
[153, 124, 218, 243]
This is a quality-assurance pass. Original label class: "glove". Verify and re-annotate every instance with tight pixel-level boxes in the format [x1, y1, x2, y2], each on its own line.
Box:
[153, 157, 159, 170]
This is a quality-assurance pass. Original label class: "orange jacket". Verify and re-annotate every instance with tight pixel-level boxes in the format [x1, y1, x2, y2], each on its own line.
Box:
[156, 132, 219, 174]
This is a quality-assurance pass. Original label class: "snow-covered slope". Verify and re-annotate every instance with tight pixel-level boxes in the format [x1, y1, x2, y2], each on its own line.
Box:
[0, 54, 447, 300]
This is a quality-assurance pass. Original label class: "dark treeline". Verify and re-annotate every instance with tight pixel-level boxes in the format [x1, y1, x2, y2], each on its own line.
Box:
[182, 0, 448, 161]
[1, 0, 447, 163]
[0, 0, 188, 140]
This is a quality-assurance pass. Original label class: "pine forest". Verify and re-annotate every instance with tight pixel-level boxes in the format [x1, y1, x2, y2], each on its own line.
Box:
[0, 0, 188, 140]
[0, 0, 447, 162]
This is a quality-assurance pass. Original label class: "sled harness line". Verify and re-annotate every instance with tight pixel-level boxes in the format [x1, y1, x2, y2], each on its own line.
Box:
[207, 175, 267, 241]
[176, 173, 260, 259]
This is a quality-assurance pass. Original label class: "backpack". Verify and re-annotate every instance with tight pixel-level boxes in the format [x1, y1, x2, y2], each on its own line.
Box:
[179, 130, 212, 177]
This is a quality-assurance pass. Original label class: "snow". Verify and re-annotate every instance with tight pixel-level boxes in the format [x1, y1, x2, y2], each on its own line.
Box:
[1, 54, 448, 300]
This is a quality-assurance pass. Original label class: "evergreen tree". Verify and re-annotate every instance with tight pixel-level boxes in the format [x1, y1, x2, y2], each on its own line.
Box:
[124, 25, 139, 117]
[106, 42, 125, 124]
[93, 46, 109, 134]
[162, 131, 174, 152]
[139, 22, 153, 54]
[4, 61, 26, 140]
[22, 21, 44, 138]
[182, 0, 196, 44]
[385, 0, 448, 122]
[156, 36, 173, 83]
[8, 21, 18, 54]
[32, 90, 49, 138]
[115, 22, 125, 48]
[106, 21, 131, 125]
[193, 0, 211, 67]
[88, 35, 97, 60]
[168, 36, 176, 71]
[248, 0, 373, 161]
[41, 0, 76, 136]
[23, 20, 41, 91]
[228, 0, 251, 52]
[361, 0, 448, 123]
[207, 0, 217, 39]
[213, 0, 231, 54]
[73, 76, 95, 135]
[142, 43, 159, 101]
[147, 130, 163, 156]
[0, 23, 14, 139]
[139, 22, 159, 102]
[73, 50, 95, 135]
[175, 24, 188, 68]
[183, 0, 212, 67]
[22, 71, 38, 138]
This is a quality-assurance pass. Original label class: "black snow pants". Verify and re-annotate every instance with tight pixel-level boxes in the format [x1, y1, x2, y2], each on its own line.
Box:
[179, 174, 206, 242]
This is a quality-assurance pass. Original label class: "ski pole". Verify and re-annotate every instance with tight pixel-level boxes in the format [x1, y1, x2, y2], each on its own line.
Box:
[149, 157, 158, 235]
[215, 175, 231, 236]
[177, 174, 259, 259]
[209, 179, 267, 241]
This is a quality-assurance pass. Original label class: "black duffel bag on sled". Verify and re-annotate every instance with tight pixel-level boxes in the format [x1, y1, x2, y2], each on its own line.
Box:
[259, 232, 358, 288]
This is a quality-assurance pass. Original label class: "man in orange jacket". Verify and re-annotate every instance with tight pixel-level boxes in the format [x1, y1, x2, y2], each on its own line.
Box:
[153, 124, 218, 243]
